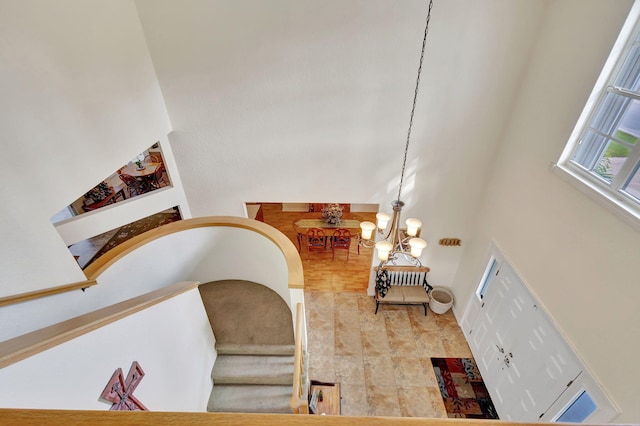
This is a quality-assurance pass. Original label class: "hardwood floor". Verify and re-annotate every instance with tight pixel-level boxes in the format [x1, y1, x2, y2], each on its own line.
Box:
[259, 202, 377, 292]
[256, 203, 475, 418]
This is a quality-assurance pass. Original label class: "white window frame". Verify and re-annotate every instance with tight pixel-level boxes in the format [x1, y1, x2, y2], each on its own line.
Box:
[556, 1, 640, 230]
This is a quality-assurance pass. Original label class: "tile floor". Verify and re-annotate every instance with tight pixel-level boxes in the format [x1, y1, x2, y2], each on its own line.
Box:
[305, 291, 473, 418]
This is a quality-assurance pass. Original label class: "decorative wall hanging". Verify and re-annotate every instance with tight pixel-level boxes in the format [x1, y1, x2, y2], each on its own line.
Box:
[439, 238, 462, 246]
[99, 361, 148, 411]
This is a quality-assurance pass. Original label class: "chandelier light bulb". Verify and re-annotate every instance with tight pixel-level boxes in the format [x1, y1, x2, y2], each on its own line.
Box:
[376, 212, 392, 231]
[405, 218, 422, 236]
[375, 240, 393, 261]
[360, 221, 376, 240]
[408, 238, 427, 258]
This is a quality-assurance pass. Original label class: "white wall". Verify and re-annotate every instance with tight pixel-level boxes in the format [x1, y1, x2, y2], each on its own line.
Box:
[134, 0, 546, 289]
[452, 0, 637, 422]
[0, 0, 173, 297]
[3, 0, 639, 420]
[1, 225, 293, 341]
[0, 288, 216, 411]
[54, 136, 191, 246]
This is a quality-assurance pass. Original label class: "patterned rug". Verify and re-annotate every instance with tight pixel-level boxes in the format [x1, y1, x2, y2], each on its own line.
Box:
[84, 209, 182, 269]
[431, 357, 499, 419]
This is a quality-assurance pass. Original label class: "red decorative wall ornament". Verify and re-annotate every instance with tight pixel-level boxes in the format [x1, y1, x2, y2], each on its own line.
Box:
[99, 361, 148, 411]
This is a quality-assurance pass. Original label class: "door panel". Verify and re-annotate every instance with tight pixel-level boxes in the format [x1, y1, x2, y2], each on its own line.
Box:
[467, 259, 582, 422]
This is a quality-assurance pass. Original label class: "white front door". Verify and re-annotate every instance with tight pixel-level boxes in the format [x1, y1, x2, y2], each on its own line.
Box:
[467, 261, 582, 422]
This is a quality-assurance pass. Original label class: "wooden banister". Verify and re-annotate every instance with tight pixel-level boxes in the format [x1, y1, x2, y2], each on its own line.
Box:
[83, 216, 304, 290]
[0, 280, 97, 307]
[0, 409, 541, 425]
[1, 216, 303, 308]
[290, 302, 309, 414]
[0, 281, 199, 369]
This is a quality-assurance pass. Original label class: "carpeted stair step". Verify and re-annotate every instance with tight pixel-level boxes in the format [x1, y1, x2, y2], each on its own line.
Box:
[207, 384, 293, 413]
[216, 343, 295, 356]
[213, 354, 294, 385]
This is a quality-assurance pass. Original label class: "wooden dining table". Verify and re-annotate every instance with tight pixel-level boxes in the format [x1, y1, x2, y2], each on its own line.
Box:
[293, 213, 363, 252]
[120, 162, 161, 192]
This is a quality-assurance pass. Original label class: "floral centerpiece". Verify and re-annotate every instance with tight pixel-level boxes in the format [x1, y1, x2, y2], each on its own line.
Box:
[321, 203, 343, 225]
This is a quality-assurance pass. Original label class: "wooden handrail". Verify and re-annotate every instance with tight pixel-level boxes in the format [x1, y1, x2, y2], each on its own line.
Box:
[289, 303, 309, 414]
[83, 216, 304, 290]
[0, 216, 304, 308]
[0, 280, 97, 307]
[0, 409, 541, 425]
[0, 281, 199, 369]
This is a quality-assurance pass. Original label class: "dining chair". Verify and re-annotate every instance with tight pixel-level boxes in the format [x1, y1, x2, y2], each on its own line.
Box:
[144, 154, 160, 164]
[306, 228, 327, 253]
[151, 163, 168, 188]
[331, 228, 351, 261]
[118, 173, 147, 197]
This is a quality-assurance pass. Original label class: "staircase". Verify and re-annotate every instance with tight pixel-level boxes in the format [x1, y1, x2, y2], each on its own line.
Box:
[198, 280, 300, 414]
[207, 344, 295, 413]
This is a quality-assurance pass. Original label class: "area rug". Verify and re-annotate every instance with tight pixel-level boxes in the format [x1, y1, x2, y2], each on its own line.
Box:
[431, 357, 499, 419]
[84, 209, 182, 269]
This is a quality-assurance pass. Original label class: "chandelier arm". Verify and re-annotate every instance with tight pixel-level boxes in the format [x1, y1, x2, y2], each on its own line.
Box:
[397, 0, 434, 203]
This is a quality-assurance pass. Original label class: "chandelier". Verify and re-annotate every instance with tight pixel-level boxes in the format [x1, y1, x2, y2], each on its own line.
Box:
[359, 0, 433, 266]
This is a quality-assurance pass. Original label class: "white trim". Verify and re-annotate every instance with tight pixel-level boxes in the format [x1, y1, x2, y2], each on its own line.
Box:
[558, 0, 640, 165]
[552, 163, 640, 232]
[556, 1, 640, 230]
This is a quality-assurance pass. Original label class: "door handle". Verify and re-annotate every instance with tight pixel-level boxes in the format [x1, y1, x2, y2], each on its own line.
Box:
[496, 345, 504, 353]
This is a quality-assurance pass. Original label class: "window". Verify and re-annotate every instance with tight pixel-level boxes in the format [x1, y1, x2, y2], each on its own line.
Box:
[555, 390, 597, 423]
[557, 3, 640, 225]
[476, 256, 499, 300]
[540, 372, 619, 423]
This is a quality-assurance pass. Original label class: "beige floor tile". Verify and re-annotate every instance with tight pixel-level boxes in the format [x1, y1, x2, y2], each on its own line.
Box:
[306, 289, 475, 418]
[335, 329, 363, 356]
[359, 312, 387, 332]
[442, 338, 473, 358]
[339, 384, 368, 417]
[383, 309, 413, 332]
[397, 386, 437, 417]
[385, 328, 419, 357]
[308, 353, 336, 383]
[335, 355, 365, 385]
[414, 330, 447, 358]
[307, 322, 335, 355]
[360, 329, 391, 357]
[408, 309, 440, 333]
[426, 385, 448, 418]
[366, 384, 401, 417]
[391, 356, 429, 387]
[419, 358, 440, 388]
[363, 354, 397, 387]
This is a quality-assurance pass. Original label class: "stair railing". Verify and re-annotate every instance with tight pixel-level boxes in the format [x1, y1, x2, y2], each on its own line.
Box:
[289, 302, 309, 414]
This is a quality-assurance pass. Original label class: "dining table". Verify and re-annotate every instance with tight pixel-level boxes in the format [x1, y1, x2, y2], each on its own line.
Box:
[292, 212, 363, 252]
[120, 162, 161, 192]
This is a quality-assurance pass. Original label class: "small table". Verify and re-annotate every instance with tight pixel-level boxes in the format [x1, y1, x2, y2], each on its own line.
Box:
[309, 381, 340, 416]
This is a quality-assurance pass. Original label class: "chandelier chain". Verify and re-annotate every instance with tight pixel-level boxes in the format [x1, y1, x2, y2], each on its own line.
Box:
[397, 0, 434, 202]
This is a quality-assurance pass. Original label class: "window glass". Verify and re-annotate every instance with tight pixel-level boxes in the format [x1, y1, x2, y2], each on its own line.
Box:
[623, 161, 640, 199]
[614, 44, 640, 90]
[477, 258, 499, 300]
[556, 390, 597, 423]
[559, 8, 640, 223]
